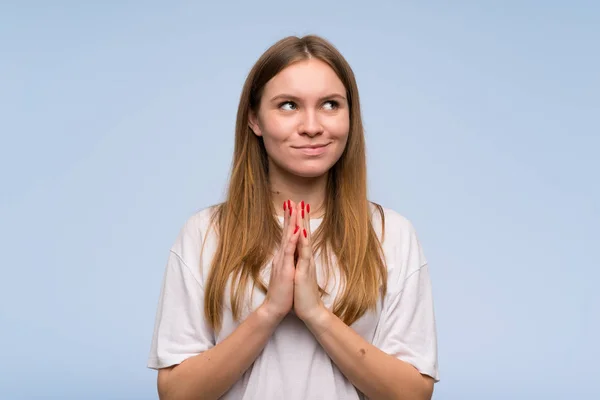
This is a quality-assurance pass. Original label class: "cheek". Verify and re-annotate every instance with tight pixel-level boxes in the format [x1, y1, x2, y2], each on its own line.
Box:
[326, 115, 350, 141]
[260, 115, 295, 141]
[259, 117, 292, 159]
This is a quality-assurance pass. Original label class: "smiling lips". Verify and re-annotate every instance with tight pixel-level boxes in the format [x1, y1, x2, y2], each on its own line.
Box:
[293, 143, 330, 156]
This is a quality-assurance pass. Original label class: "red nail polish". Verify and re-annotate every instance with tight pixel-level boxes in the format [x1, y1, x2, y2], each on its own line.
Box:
[294, 225, 299, 234]
[302, 209, 305, 218]
[307, 204, 310, 213]
[283, 201, 287, 211]
[289, 204, 292, 216]
[303, 229, 307, 238]
[301, 201, 305, 210]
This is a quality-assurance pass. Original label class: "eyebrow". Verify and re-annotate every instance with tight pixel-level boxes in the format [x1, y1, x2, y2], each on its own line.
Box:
[269, 93, 347, 103]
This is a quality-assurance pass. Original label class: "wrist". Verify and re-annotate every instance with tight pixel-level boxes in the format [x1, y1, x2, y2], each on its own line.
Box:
[256, 302, 286, 328]
[302, 305, 332, 338]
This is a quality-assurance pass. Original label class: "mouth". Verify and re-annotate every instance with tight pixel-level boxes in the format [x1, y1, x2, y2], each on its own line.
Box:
[293, 143, 330, 149]
[292, 143, 331, 156]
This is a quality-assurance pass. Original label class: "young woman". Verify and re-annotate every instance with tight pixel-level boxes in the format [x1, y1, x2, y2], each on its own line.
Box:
[147, 35, 439, 400]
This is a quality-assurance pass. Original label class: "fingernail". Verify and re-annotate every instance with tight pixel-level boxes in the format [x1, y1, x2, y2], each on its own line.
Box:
[302, 209, 305, 218]
[307, 204, 310, 213]
[287, 199, 291, 210]
[294, 225, 299, 234]
[283, 201, 287, 211]
[289, 204, 292, 216]
[301, 201, 305, 210]
[303, 228, 307, 238]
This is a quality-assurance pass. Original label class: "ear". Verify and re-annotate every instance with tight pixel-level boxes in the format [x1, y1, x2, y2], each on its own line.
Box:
[248, 110, 262, 137]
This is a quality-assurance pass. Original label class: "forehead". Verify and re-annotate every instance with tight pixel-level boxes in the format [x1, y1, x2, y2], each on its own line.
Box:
[263, 58, 346, 97]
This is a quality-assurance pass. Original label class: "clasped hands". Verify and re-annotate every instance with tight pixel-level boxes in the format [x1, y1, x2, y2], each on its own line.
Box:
[262, 199, 329, 330]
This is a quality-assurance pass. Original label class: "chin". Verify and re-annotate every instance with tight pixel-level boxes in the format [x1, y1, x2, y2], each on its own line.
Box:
[292, 170, 328, 179]
[270, 156, 338, 179]
[288, 162, 334, 179]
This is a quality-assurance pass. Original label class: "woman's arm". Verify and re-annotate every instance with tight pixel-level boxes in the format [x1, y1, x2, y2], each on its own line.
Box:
[304, 309, 434, 400]
[155, 202, 301, 399]
[157, 304, 281, 400]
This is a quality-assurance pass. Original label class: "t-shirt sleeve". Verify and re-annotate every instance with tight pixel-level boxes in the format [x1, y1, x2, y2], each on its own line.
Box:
[372, 220, 440, 381]
[147, 249, 215, 370]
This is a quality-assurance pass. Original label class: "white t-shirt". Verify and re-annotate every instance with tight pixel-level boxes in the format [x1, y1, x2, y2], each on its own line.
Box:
[147, 205, 439, 399]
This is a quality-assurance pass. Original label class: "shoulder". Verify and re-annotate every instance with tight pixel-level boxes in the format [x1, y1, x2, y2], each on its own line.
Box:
[368, 202, 419, 242]
[171, 205, 219, 251]
[168, 204, 221, 283]
[369, 202, 428, 285]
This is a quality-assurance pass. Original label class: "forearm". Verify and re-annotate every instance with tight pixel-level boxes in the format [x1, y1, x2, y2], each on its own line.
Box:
[304, 308, 433, 400]
[158, 305, 281, 400]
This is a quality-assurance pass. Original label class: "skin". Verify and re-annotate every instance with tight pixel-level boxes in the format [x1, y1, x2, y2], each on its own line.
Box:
[248, 58, 350, 218]
[157, 59, 434, 400]
[252, 58, 434, 399]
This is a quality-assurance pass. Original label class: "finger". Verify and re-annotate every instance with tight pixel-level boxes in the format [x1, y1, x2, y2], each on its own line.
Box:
[295, 241, 310, 274]
[282, 199, 289, 231]
[302, 201, 310, 237]
[285, 200, 298, 243]
[298, 203, 307, 246]
[304, 202, 312, 241]
[284, 199, 296, 236]
[298, 201, 304, 233]
[283, 219, 301, 263]
[300, 200, 312, 246]
[300, 225, 310, 255]
[287, 200, 295, 228]
[287, 199, 294, 226]
[303, 201, 310, 239]
[276, 200, 292, 266]
[296, 224, 311, 270]
[283, 200, 291, 226]
[275, 200, 286, 262]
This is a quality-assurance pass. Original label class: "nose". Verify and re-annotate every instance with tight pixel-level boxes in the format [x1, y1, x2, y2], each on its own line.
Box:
[298, 110, 323, 137]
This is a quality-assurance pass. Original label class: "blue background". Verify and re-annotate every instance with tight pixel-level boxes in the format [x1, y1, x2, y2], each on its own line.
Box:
[1, 1, 598, 399]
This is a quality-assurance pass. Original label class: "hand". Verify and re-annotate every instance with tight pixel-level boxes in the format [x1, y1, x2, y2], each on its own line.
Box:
[293, 201, 326, 323]
[261, 200, 300, 322]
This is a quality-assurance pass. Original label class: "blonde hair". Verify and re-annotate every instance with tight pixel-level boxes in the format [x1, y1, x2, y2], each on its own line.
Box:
[204, 35, 386, 331]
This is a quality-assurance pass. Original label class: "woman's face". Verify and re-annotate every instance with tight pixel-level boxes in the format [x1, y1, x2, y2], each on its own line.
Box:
[249, 58, 350, 179]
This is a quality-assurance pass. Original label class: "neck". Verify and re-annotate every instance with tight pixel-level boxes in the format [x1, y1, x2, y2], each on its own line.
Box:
[269, 164, 328, 219]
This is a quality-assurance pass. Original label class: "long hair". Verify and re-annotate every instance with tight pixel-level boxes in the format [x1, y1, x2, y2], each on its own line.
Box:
[204, 35, 387, 332]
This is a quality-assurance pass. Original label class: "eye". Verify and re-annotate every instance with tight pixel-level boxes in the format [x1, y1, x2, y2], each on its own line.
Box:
[322, 100, 339, 110]
[279, 101, 297, 111]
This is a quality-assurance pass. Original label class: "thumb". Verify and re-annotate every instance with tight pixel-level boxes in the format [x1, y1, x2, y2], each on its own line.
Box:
[283, 224, 300, 265]
[296, 228, 311, 272]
